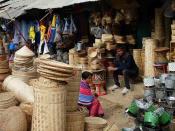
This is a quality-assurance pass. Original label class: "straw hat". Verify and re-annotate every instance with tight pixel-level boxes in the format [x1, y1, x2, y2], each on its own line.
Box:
[15, 46, 35, 58]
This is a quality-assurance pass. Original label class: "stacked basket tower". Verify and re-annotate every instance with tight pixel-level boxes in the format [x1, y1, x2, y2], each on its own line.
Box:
[31, 58, 85, 131]
[0, 42, 10, 91]
[12, 46, 38, 83]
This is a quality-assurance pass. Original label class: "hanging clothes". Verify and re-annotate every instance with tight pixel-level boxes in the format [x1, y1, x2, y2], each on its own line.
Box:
[13, 20, 21, 44]
[29, 26, 35, 43]
[70, 15, 77, 35]
[54, 16, 62, 45]
[63, 18, 70, 34]
[40, 25, 46, 41]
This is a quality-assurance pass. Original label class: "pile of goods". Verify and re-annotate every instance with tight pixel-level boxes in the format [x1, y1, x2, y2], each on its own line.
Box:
[12, 46, 37, 83]
[37, 58, 73, 81]
[171, 21, 175, 61]
[0, 42, 10, 91]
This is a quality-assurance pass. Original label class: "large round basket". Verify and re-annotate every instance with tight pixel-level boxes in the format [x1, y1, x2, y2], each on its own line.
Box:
[85, 117, 107, 131]
[66, 111, 85, 131]
[32, 86, 66, 131]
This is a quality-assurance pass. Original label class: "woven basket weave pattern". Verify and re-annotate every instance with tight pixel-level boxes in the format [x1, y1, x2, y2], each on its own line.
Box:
[32, 87, 66, 131]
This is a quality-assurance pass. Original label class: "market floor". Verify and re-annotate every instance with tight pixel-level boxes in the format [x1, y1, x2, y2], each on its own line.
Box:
[100, 83, 144, 130]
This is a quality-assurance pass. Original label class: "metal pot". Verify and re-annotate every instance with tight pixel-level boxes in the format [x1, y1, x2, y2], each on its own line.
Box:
[154, 77, 161, 88]
[166, 96, 175, 107]
[165, 77, 175, 89]
[143, 77, 155, 87]
[75, 41, 85, 51]
[155, 89, 165, 100]
[160, 74, 168, 84]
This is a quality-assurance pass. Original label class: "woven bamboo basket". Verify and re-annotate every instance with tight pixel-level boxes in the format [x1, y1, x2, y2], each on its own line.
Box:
[142, 37, 151, 49]
[154, 8, 164, 38]
[144, 38, 158, 77]
[133, 49, 142, 74]
[85, 117, 107, 131]
[69, 48, 76, 65]
[3, 75, 34, 103]
[141, 50, 145, 75]
[0, 106, 27, 131]
[67, 81, 80, 92]
[32, 86, 66, 131]
[66, 91, 79, 112]
[66, 111, 85, 131]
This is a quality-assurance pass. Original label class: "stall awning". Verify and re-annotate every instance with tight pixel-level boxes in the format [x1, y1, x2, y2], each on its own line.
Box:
[0, 0, 98, 19]
[25, 0, 98, 10]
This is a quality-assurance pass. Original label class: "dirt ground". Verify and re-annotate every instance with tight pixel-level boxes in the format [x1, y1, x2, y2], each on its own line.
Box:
[100, 83, 144, 130]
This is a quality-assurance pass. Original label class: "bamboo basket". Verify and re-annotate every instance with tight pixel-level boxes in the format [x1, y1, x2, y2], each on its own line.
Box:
[133, 49, 142, 75]
[141, 50, 145, 75]
[66, 91, 79, 112]
[32, 86, 66, 131]
[69, 48, 76, 65]
[154, 8, 164, 38]
[3, 75, 34, 103]
[66, 111, 85, 131]
[85, 117, 107, 131]
[142, 37, 151, 49]
[144, 38, 158, 77]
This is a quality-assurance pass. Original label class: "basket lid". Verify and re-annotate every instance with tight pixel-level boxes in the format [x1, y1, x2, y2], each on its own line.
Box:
[154, 47, 169, 52]
[85, 117, 107, 126]
[15, 46, 35, 57]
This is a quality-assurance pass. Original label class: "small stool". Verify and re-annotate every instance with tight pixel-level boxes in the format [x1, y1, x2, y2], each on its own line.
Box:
[153, 63, 168, 76]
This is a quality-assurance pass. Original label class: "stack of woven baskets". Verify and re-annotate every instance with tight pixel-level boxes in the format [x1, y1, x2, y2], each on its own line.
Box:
[66, 67, 85, 131]
[88, 48, 104, 70]
[0, 92, 17, 113]
[32, 57, 85, 131]
[0, 42, 10, 92]
[12, 46, 37, 83]
[171, 21, 175, 42]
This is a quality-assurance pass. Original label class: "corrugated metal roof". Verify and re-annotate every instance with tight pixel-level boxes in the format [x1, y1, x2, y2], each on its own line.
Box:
[0, 0, 98, 19]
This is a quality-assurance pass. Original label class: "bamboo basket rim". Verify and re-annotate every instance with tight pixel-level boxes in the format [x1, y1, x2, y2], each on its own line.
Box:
[39, 72, 71, 81]
[85, 117, 107, 128]
[37, 67, 73, 77]
[39, 64, 73, 74]
[39, 58, 73, 70]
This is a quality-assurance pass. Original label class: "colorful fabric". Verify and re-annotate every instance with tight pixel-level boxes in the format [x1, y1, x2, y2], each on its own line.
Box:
[29, 26, 35, 43]
[78, 81, 94, 106]
[89, 97, 104, 117]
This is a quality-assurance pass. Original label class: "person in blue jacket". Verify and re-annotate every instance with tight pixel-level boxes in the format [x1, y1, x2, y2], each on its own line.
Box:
[108, 45, 139, 95]
[8, 39, 17, 60]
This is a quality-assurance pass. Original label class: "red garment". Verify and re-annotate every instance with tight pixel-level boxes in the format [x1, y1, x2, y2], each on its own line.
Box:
[89, 97, 104, 117]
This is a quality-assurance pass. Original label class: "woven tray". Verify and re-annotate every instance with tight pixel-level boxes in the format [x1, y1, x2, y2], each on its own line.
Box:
[39, 64, 73, 74]
[39, 72, 71, 81]
[39, 59, 73, 70]
[0, 68, 9, 74]
[37, 67, 73, 77]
